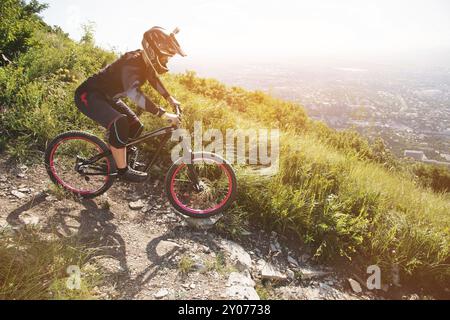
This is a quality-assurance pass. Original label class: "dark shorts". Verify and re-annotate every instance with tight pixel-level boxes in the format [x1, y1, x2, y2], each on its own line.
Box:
[74, 85, 143, 139]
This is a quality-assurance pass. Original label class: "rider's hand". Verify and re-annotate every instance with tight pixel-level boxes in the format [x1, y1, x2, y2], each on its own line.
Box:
[162, 112, 181, 127]
[167, 96, 181, 109]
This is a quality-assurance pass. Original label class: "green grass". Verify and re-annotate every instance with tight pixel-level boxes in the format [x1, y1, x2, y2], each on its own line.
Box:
[205, 252, 236, 275]
[255, 283, 276, 300]
[0, 228, 100, 300]
[178, 255, 195, 276]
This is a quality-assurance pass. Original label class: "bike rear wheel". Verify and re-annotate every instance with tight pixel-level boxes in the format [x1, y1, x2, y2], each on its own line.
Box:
[165, 152, 237, 218]
[44, 131, 116, 199]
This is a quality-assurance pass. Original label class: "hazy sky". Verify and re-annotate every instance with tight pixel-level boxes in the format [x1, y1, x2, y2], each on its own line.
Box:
[40, 0, 450, 66]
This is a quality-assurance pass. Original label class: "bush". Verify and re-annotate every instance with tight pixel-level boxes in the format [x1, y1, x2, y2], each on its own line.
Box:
[0, 0, 48, 63]
[412, 163, 450, 193]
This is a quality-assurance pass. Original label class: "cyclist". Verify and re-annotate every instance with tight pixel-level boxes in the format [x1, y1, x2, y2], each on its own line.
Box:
[74, 27, 186, 183]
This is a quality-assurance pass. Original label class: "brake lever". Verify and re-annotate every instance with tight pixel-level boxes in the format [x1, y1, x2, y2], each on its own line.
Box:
[175, 104, 182, 118]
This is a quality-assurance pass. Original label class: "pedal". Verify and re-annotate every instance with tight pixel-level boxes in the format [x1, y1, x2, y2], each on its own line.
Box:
[132, 161, 146, 170]
[128, 146, 142, 170]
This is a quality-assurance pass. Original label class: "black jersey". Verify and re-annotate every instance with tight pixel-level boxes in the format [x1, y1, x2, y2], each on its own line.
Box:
[82, 50, 170, 114]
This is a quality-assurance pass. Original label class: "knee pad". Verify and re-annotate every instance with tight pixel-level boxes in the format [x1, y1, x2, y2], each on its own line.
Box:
[109, 115, 129, 148]
[129, 120, 144, 139]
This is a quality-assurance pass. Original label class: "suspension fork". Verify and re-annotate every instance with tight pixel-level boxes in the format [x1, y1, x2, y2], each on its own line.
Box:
[180, 135, 202, 191]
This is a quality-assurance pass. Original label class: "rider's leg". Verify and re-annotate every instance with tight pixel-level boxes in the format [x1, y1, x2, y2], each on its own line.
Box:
[112, 99, 144, 139]
[107, 115, 129, 160]
[108, 115, 147, 182]
[110, 146, 127, 169]
[111, 99, 144, 169]
[74, 88, 147, 182]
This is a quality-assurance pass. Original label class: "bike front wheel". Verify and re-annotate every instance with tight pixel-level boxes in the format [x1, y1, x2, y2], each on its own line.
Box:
[165, 152, 238, 218]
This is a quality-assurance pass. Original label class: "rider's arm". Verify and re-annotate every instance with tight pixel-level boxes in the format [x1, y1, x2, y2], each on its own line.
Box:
[147, 72, 171, 100]
[121, 66, 166, 117]
[146, 67, 181, 110]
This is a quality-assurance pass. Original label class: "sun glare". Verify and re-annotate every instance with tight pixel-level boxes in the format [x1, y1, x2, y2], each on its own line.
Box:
[41, 0, 450, 64]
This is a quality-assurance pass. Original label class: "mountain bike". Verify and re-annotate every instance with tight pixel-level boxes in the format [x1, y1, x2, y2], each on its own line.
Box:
[44, 105, 237, 218]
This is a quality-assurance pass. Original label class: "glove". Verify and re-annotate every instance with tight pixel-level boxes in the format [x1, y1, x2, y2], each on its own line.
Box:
[162, 112, 181, 127]
[167, 96, 181, 108]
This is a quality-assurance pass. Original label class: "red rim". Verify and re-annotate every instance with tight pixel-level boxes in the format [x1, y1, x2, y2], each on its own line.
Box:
[170, 160, 233, 215]
[49, 137, 110, 196]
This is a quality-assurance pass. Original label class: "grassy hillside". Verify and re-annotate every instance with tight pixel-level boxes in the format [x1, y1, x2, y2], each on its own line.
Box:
[162, 72, 449, 290]
[1, 0, 449, 298]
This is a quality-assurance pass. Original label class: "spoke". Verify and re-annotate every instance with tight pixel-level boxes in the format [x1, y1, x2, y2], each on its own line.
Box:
[171, 161, 232, 212]
[51, 138, 110, 195]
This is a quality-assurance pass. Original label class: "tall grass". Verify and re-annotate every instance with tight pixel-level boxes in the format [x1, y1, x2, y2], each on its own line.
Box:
[0, 228, 99, 300]
[160, 74, 449, 289]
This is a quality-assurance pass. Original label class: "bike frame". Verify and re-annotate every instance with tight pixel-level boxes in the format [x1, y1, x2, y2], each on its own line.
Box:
[127, 125, 176, 173]
[79, 125, 174, 174]
[78, 123, 199, 187]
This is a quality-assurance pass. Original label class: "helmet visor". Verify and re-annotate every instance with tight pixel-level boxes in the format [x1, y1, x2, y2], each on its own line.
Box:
[156, 36, 186, 57]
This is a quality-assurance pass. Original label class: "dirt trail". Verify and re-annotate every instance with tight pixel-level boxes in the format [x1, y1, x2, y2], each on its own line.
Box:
[0, 158, 375, 300]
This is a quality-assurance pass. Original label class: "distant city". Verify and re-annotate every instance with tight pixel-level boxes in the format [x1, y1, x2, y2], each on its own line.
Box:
[174, 61, 450, 165]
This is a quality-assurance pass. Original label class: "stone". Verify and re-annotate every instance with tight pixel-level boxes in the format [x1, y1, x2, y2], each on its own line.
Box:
[286, 269, 296, 280]
[220, 239, 252, 272]
[228, 272, 255, 287]
[129, 200, 145, 210]
[255, 259, 266, 271]
[190, 284, 196, 290]
[270, 240, 282, 253]
[193, 262, 206, 272]
[348, 278, 362, 293]
[287, 255, 299, 267]
[319, 283, 333, 291]
[156, 241, 181, 257]
[261, 263, 288, 282]
[298, 267, 332, 280]
[166, 212, 177, 220]
[202, 246, 211, 254]
[226, 272, 260, 300]
[154, 288, 169, 299]
[21, 212, 40, 226]
[183, 214, 223, 230]
[11, 190, 27, 199]
[44, 194, 55, 201]
[300, 254, 311, 263]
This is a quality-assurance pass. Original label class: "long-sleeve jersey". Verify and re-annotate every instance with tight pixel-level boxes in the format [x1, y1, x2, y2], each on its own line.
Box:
[82, 50, 170, 115]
